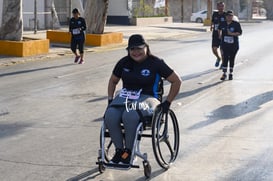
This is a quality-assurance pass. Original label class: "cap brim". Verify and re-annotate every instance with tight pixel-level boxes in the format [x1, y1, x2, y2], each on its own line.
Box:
[126, 44, 146, 50]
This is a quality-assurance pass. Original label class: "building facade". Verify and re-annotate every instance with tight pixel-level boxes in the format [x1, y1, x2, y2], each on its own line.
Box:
[0, 0, 212, 30]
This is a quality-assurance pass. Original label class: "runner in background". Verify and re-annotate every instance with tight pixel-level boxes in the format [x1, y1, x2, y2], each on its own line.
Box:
[69, 8, 86, 64]
[211, 1, 226, 68]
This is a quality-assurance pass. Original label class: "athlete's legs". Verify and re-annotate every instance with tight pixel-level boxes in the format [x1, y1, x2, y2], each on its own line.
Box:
[212, 35, 222, 67]
[212, 46, 221, 60]
[70, 38, 78, 55]
[104, 107, 124, 149]
[229, 48, 239, 73]
[122, 110, 140, 150]
[78, 38, 85, 63]
[220, 47, 230, 80]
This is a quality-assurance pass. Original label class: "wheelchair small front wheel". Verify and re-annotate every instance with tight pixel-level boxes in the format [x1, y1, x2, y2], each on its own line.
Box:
[143, 160, 151, 178]
[97, 158, 106, 173]
[151, 108, 180, 169]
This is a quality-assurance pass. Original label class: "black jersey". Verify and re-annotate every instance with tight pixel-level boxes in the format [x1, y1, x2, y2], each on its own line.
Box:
[69, 17, 86, 38]
[211, 11, 226, 34]
[113, 56, 174, 100]
[219, 21, 242, 48]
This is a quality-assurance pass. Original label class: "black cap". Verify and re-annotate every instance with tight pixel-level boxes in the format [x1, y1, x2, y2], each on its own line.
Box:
[72, 8, 79, 14]
[226, 10, 234, 16]
[127, 34, 147, 49]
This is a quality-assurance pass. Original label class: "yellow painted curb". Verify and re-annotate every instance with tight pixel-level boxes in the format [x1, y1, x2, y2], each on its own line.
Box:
[0, 39, 49, 57]
[46, 30, 123, 46]
[203, 19, 211, 26]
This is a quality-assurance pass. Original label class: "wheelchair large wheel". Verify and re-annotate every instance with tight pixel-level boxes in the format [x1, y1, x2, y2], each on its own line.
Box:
[151, 108, 180, 169]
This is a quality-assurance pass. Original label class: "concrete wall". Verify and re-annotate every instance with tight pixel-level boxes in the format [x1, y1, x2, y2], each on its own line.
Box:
[107, 0, 131, 25]
[23, 0, 47, 30]
[169, 0, 207, 22]
[108, 0, 128, 16]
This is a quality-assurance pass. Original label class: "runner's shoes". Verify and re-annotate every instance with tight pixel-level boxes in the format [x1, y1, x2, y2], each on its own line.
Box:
[215, 59, 221, 67]
[220, 73, 227, 80]
[109, 148, 132, 165]
[110, 148, 124, 164]
[229, 74, 233, 80]
[120, 148, 131, 164]
[79, 59, 84, 64]
[74, 56, 80, 63]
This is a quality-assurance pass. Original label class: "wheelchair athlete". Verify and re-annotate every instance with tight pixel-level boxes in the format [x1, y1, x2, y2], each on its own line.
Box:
[104, 34, 182, 164]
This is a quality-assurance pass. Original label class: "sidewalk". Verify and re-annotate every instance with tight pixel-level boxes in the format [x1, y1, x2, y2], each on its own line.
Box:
[0, 22, 209, 67]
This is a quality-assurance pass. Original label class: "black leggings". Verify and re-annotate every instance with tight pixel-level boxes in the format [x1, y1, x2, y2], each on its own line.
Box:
[222, 46, 239, 73]
[71, 37, 85, 54]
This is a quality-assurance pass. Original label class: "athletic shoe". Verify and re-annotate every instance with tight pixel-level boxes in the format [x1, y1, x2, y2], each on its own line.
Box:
[229, 74, 233, 80]
[120, 148, 131, 164]
[109, 148, 123, 164]
[79, 59, 84, 64]
[215, 59, 221, 67]
[74, 56, 80, 63]
[220, 74, 227, 81]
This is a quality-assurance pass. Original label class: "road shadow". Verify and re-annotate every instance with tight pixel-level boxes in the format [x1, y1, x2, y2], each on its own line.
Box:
[134, 168, 167, 181]
[66, 168, 101, 181]
[224, 148, 273, 180]
[175, 81, 223, 100]
[0, 122, 33, 139]
[65, 167, 166, 181]
[86, 96, 108, 103]
[0, 63, 74, 77]
[182, 69, 218, 81]
[151, 25, 208, 32]
[188, 90, 273, 130]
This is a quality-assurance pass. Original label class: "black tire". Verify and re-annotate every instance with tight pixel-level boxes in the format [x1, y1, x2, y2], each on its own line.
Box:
[196, 18, 203, 23]
[151, 108, 180, 169]
[143, 161, 152, 178]
[98, 160, 106, 173]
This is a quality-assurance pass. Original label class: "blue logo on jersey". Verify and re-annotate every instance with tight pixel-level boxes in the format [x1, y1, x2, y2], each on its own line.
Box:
[230, 27, 235, 32]
[141, 69, 150, 76]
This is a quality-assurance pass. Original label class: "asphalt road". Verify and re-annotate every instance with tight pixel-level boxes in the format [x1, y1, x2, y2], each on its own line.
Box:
[1, 21, 273, 181]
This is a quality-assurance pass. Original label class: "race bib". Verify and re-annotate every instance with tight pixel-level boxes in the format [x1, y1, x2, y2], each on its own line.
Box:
[72, 28, 80, 35]
[224, 36, 234, 44]
[214, 24, 219, 31]
[119, 88, 142, 100]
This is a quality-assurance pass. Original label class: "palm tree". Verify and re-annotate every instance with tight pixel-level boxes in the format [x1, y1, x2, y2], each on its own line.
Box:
[84, 0, 109, 34]
[0, 0, 23, 41]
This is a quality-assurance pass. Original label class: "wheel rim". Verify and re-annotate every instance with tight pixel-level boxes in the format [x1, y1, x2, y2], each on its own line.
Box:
[152, 109, 180, 169]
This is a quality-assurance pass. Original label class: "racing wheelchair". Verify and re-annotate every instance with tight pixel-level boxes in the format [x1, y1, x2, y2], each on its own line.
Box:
[96, 103, 180, 178]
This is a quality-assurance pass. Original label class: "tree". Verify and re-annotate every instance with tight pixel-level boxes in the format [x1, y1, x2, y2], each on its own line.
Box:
[263, 0, 273, 19]
[84, 0, 109, 34]
[0, 0, 23, 41]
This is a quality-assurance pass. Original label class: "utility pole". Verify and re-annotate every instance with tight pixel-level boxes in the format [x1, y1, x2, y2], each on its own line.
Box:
[34, 0, 37, 34]
[204, 0, 212, 26]
[207, 0, 212, 20]
[165, 0, 168, 16]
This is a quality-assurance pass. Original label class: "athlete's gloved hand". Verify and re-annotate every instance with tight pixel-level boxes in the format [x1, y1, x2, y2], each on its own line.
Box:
[160, 100, 171, 113]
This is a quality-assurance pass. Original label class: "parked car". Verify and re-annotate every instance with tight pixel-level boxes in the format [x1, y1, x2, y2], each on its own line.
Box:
[190, 10, 207, 23]
[190, 10, 239, 23]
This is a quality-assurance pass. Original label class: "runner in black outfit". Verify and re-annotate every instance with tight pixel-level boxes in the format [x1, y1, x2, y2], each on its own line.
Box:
[218, 10, 242, 80]
[69, 8, 86, 64]
[104, 34, 182, 165]
[211, 2, 226, 68]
